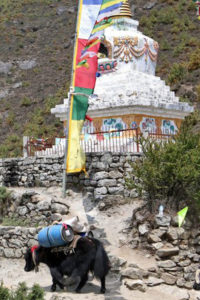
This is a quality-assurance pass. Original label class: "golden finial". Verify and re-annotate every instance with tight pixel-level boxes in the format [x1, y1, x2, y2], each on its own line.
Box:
[118, 0, 132, 18]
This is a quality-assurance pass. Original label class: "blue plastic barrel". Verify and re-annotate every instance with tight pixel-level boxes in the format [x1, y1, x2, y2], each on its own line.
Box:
[38, 224, 67, 248]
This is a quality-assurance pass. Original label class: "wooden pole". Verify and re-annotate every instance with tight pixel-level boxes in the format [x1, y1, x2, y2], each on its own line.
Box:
[62, 2, 81, 198]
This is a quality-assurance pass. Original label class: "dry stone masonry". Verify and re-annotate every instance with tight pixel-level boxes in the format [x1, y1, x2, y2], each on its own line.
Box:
[0, 152, 141, 200]
[126, 204, 200, 290]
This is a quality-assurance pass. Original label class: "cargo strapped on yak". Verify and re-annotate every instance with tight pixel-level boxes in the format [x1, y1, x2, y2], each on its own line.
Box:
[51, 235, 82, 255]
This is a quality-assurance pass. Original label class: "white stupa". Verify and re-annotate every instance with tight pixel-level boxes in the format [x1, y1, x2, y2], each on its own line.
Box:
[52, 1, 193, 136]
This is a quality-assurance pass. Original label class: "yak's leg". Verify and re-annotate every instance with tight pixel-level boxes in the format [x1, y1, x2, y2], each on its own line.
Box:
[50, 268, 65, 290]
[100, 276, 106, 294]
[51, 278, 57, 292]
[75, 273, 88, 293]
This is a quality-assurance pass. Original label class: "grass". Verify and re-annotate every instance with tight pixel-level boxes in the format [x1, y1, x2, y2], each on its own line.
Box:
[2, 216, 30, 227]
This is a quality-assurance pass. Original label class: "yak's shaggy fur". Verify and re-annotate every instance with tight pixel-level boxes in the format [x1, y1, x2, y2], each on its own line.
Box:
[24, 237, 110, 293]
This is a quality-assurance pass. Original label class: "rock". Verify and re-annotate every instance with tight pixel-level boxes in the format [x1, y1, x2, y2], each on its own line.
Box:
[143, 1, 157, 10]
[157, 260, 176, 269]
[18, 60, 37, 70]
[108, 171, 123, 179]
[94, 187, 107, 196]
[178, 259, 191, 267]
[157, 247, 179, 258]
[15, 249, 22, 258]
[109, 255, 126, 271]
[56, 6, 67, 15]
[17, 206, 28, 216]
[121, 267, 143, 280]
[51, 213, 62, 222]
[161, 273, 177, 285]
[108, 186, 124, 194]
[67, 7, 76, 14]
[184, 264, 197, 273]
[98, 179, 117, 187]
[37, 200, 50, 211]
[166, 228, 178, 241]
[124, 279, 146, 292]
[184, 272, 194, 281]
[93, 171, 109, 180]
[130, 189, 139, 198]
[0, 61, 12, 74]
[100, 153, 112, 164]
[0, 89, 10, 99]
[138, 224, 149, 236]
[12, 82, 22, 89]
[152, 242, 164, 250]
[171, 215, 179, 227]
[148, 233, 161, 243]
[146, 276, 164, 287]
[155, 215, 171, 227]
[98, 195, 125, 210]
[4, 248, 15, 258]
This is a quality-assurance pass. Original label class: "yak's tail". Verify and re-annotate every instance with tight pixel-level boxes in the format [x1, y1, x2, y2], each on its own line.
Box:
[92, 238, 110, 279]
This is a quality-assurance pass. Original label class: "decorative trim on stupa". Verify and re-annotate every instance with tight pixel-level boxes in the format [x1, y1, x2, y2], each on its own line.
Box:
[114, 0, 132, 19]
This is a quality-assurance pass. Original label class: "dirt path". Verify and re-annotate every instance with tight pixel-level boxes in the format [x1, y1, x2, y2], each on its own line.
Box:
[0, 187, 199, 300]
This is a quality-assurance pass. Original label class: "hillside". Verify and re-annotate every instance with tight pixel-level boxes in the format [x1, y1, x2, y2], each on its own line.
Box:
[0, 0, 199, 157]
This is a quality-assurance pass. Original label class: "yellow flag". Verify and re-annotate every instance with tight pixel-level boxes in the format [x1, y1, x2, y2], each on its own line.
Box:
[177, 207, 188, 227]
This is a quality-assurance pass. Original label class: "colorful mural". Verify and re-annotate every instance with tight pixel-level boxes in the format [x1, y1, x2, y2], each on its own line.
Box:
[161, 120, 178, 135]
[102, 118, 127, 131]
[139, 117, 157, 133]
[130, 121, 138, 129]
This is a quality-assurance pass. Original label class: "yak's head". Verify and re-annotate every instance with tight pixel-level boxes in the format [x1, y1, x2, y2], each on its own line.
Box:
[193, 268, 200, 290]
[24, 246, 38, 272]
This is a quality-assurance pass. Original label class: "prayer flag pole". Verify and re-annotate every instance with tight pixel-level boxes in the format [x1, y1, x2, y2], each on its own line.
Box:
[62, 2, 81, 198]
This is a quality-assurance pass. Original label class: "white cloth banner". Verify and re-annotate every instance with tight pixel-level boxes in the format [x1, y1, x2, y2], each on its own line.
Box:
[79, 0, 103, 39]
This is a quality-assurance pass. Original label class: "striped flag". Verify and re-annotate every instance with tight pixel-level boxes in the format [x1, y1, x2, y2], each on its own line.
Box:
[79, 0, 125, 62]
[67, 0, 125, 173]
[66, 0, 102, 173]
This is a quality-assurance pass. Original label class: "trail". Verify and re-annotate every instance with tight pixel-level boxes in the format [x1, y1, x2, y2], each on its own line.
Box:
[0, 187, 199, 300]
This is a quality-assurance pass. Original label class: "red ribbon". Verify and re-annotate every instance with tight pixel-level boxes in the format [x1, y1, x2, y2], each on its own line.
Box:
[31, 245, 38, 253]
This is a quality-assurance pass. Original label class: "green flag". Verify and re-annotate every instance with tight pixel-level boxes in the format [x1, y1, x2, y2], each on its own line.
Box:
[177, 207, 188, 227]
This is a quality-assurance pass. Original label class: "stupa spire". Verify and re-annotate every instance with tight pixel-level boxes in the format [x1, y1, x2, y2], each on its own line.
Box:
[117, 0, 132, 18]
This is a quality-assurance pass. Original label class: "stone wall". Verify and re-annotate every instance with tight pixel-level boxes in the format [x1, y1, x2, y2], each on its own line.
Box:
[123, 204, 200, 290]
[0, 225, 40, 258]
[0, 153, 141, 199]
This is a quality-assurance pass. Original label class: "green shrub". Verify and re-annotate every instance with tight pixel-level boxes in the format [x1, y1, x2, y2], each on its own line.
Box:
[167, 63, 186, 84]
[187, 49, 200, 71]
[21, 97, 31, 107]
[0, 134, 22, 158]
[126, 111, 200, 217]
[0, 186, 11, 217]
[0, 282, 44, 300]
[197, 85, 200, 102]
[2, 216, 29, 227]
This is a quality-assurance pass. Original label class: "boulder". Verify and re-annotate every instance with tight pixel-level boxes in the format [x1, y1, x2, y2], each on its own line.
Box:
[146, 276, 164, 287]
[157, 247, 179, 258]
[157, 260, 176, 269]
[51, 203, 68, 214]
[98, 179, 117, 187]
[138, 224, 149, 236]
[109, 171, 123, 179]
[124, 279, 146, 292]
[161, 273, 177, 285]
[155, 215, 171, 227]
[166, 228, 178, 241]
[148, 233, 161, 243]
[37, 200, 50, 211]
[0, 61, 12, 74]
[93, 171, 109, 181]
[121, 267, 144, 280]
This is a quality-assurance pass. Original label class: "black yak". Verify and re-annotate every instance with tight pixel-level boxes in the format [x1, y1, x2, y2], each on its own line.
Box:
[24, 237, 110, 294]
